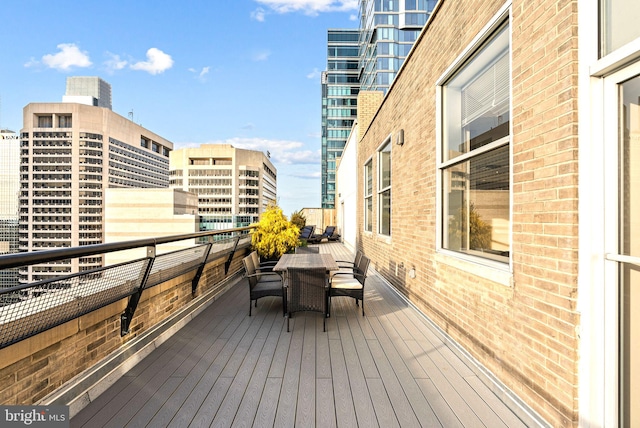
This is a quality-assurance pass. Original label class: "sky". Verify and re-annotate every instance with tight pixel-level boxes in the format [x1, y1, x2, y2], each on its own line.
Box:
[0, 0, 359, 216]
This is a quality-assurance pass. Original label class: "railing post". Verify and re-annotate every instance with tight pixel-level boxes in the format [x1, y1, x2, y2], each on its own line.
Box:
[191, 242, 212, 296]
[121, 246, 156, 336]
[224, 234, 243, 275]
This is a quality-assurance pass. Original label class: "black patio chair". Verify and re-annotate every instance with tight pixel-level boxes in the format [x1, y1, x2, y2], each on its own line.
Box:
[299, 225, 316, 241]
[284, 267, 329, 332]
[243, 255, 285, 316]
[329, 254, 370, 316]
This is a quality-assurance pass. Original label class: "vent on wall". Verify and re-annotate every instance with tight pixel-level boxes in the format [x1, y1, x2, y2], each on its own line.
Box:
[395, 129, 404, 146]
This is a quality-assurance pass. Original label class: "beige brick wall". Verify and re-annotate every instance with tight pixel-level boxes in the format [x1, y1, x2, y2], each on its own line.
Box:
[356, 1, 579, 426]
[0, 253, 246, 405]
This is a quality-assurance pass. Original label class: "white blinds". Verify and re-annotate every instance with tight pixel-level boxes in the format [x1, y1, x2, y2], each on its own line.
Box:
[461, 52, 509, 126]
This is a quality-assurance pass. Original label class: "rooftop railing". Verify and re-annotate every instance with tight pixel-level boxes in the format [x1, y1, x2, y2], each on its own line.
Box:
[0, 226, 253, 351]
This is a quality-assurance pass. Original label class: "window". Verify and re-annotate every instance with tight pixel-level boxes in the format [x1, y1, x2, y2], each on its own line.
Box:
[37, 115, 53, 128]
[364, 159, 373, 232]
[58, 115, 72, 128]
[439, 21, 510, 263]
[600, 0, 640, 56]
[378, 139, 391, 236]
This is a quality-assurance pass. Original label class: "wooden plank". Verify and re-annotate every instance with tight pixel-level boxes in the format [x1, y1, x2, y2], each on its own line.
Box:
[273, 315, 305, 426]
[316, 378, 336, 428]
[365, 377, 400, 428]
[328, 338, 358, 427]
[336, 315, 378, 427]
[253, 377, 281, 427]
[295, 314, 318, 427]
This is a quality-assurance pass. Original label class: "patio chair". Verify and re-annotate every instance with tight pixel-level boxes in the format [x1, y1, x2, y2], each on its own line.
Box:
[295, 246, 320, 254]
[308, 226, 337, 244]
[299, 225, 315, 241]
[284, 267, 329, 332]
[243, 255, 285, 316]
[335, 250, 363, 275]
[250, 250, 278, 273]
[329, 254, 370, 316]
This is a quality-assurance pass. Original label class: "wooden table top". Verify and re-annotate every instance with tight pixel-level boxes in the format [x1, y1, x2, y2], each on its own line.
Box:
[272, 253, 339, 272]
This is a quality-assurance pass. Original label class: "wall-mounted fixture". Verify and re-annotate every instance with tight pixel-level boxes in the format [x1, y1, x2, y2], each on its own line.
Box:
[395, 129, 404, 146]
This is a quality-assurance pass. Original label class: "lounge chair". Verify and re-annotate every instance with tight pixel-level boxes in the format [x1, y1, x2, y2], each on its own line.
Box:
[308, 226, 338, 244]
[299, 225, 315, 241]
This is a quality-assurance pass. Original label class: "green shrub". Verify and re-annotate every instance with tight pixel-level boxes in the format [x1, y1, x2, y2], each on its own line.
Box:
[290, 210, 306, 229]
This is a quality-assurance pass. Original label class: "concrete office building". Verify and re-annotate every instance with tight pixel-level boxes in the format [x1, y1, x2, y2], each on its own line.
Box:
[63, 76, 112, 110]
[169, 144, 277, 232]
[104, 188, 199, 266]
[0, 129, 20, 289]
[20, 97, 173, 284]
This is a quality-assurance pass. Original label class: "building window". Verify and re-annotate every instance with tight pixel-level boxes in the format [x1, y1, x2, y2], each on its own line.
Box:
[439, 21, 510, 263]
[364, 159, 373, 232]
[378, 139, 391, 236]
[58, 115, 72, 128]
[37, 115, 53, 128]
[600, 0, 640, 56]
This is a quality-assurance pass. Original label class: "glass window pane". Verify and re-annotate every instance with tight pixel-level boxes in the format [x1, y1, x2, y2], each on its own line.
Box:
[442, 145, 509, 261]
[601, 0, 640, 56]
[380, 189, 391, 235]
[443, 26, 510, 162]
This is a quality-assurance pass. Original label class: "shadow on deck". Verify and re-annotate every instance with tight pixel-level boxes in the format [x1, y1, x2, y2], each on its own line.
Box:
[71, 242, 539, 427]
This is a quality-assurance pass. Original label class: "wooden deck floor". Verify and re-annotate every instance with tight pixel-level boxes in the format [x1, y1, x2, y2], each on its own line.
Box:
[71, 243, 536, 428]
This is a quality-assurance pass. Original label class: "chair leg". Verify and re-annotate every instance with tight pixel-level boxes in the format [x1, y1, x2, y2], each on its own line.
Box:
[249, 300, 252, 316]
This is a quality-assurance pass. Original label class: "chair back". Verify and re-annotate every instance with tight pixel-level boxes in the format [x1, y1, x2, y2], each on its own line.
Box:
[299, 225, 315, 240]
[286, 267, 328, 314]
[295, 246, 320, 254]
[243, 255, 257, 289]
[355, 255, 371, 286]
[324, 226, 336, 237]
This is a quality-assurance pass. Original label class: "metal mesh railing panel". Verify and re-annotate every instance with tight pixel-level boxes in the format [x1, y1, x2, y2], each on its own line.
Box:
[145, 245, 209, 288]
[0, 259, 150, 349]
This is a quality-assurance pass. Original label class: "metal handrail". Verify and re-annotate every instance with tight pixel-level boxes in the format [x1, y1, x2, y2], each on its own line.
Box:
[0, 226, 254, 270]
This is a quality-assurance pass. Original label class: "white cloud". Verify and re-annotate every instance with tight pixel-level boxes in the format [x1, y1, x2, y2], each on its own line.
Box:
[176, 137, 320, 165]
[104, 52, 128, 73]
[306, 68, 321, 79]
[254, 0, 358, 15]
[40, 43, 92, 71]
[251, 7, 266, 21]
[251, 50, 271, 62]
[130, 48, 174, 74]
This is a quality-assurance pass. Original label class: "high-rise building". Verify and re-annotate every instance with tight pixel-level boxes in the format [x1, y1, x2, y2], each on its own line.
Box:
[0, 129, 20, 289]
[321, 29, 360, 209]
[19, 97, 172, 283]
[63, 76, 112, 110]
[358, 0, 436, 93]
[320, 1, 436, 208]
[169, 144, 277, 232]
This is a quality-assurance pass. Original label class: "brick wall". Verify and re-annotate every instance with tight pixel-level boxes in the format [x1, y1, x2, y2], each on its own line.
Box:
[0, 252, 246, 406]
[356, 1, 579, 426]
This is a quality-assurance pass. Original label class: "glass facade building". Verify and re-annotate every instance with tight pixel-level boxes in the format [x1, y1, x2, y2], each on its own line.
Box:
[321, 29, 360, 208]
[321, 1, 437, 208]
[359, 0, 436, 93]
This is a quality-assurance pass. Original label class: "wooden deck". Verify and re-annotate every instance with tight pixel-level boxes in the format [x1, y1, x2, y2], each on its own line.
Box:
[71, 243, 537, 427]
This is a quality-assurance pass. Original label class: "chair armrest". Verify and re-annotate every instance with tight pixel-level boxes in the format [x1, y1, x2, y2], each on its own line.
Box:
[245, 272, 282, 281]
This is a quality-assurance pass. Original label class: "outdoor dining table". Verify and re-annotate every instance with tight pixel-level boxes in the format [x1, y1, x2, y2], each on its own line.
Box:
[272, 253, 339, 273]
[273, 253, 340, 320]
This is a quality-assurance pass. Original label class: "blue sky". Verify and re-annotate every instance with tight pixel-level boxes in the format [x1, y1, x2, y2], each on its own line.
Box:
[0, 0, 359, 216]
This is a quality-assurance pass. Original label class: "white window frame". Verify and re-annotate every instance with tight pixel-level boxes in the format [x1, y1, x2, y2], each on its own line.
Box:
[377, 136, 392, 237]
[435, 4, 512, 277]
[364, 157, 373, 233]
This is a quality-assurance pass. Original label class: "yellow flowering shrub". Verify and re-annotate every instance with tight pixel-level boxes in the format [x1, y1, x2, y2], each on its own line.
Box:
[251, 203, 300, 259]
